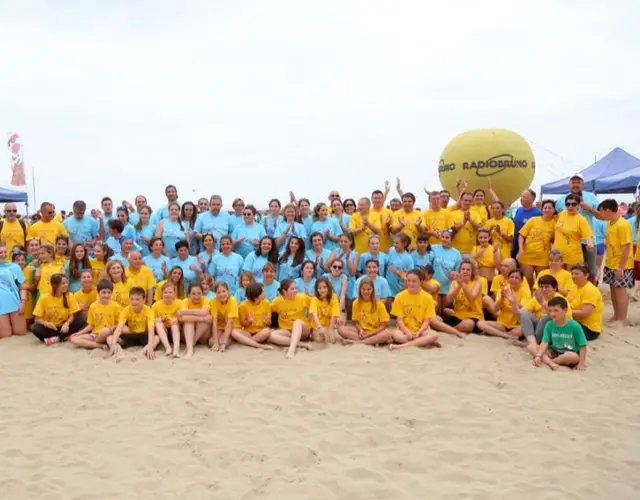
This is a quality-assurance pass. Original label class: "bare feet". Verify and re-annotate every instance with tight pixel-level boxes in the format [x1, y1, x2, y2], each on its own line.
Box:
[298, 342, 312, 351]
[164, 348, 172, 357]
[180, 350, 194, 359]
[343, 339, 359, 345]
[512, 339, 527, 348]
[548, 361, 559, 370]
[388, 344, 399, 351]
[611, 320, 628, 329]
[259, 344, 274, 350]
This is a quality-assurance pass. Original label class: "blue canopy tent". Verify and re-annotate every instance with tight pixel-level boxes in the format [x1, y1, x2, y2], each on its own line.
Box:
[541, 147, 640, 195]
[0, 186, 28, 203]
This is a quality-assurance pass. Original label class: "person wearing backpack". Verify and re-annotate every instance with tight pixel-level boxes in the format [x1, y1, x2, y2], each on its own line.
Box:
[0, 203, 28, 251]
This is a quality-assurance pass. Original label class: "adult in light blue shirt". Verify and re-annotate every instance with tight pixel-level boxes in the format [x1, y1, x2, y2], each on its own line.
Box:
[242, 237, 278, 283]
[209, 241, 244, 293]
[310, 212, 342, 251]
[431, 238, 462, 295]
[264, 199, 284, 237]
[170, 241, 200, 287]
[134, 218, 156, 257]
[127, 195, 149, 226]
[151, 184, 179, 224]
[358, 251, 387, 277]
[295, 276, 316, 296]
[194, 195, 232, 249]
[64, 201, 99, 245]
[231, 206, 266, 258]
[105, 220, 142, 254]
[274, 215, 307, 252]
[229, 198, 246, 229]
[143, 251, 171, 282]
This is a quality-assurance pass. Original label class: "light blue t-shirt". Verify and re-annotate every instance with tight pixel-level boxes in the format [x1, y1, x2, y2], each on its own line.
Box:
[242, 253, 269, 283]
[209, 252, 244, 293]
[412, 250, 434, 268]
[135, 223, 157, 257]
[277, 255, 303, 281]
[310, 218, 343, 250]
[354, 275, 392, 299]
[431, 244, 463, 294]
[230, 214, 244, 229]
[305, 249, 332, 278]
[338, 250, 358, 299]
[231, 223, 267, 259]
[111, 253, 130, 268]
[151, 204, 172, 225]
[143, 254, 171, 281]
[594, 219, 607, 246]
[234, 287, 247, 303]
[170, 255, 200, 286]
[294, 277, 316, 296]
[300, 215, 314, 240]
[273, 222, 307, 251]
[264, 214, 284, 237]
[159, 220, 186, 258]
[63, 216, 99, 245]
[64, 261, 90, 293]
[385, 248, 414, 296]
[358, 252, 388, 276]
[627, 216, 638, 245]
[0, 262, 24, 315]
[263, 280, 281, 301]
[194, 211, 232, 248]
[323, 273, 345, 300]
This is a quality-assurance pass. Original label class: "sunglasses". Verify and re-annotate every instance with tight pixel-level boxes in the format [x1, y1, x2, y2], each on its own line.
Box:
[332, 265, 343, 270]
[566, 202, 579, 207]
[5, 209, 17, 213]
[344, 204, 355, 208]
[243, 212, 253, 216]
[44, 211, 54, 215]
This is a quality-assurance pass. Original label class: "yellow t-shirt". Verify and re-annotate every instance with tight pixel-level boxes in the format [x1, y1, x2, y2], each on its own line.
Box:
[33, 293, 80, 327]
[369, 207, 392, 252]
[519, 216, 557, 267]
[210, 296, 240, 330]
[111, 280, 133, 307]
[90, 258, 106, 284]
[421, 209, 452, 245]
[23, 265, 36, 319]
[470, 205, 489, 225]
[127, 266, 157, 292]
[352, 299, 390, 333]
[87, 301, 122, 330]
[390, 289, 436, 333]
[238, 299, 272, 334]
[450, 210, 482, 254]
[568, 282, 603, 333]
[152, 300, 183, 327]
[422, 277, 440, 301]
[478, 276, 489, 296]
[37, 261, 65, 295]
[605, 217, 634, 270]
[471, 245, 496, 268]
[553, 212, 594, 265]
[27, 220, 68, 246]
[490, 275, 531, 296]
[0, 219, 28, 251]
[523, 293, 572, 320]
[451, 280, 483, 320]
[486, 217, 514, 260]
[74, 288, 98, 310]
[182, 297, 210, 310]
[391, 210, 423, 248]
[271, 294, 310, 331]
[119, 305, 155, 333]
[309, 295, 340, 329]
[350, 212, 384, 255]
[154, 280, 185, 302]
[496, 286, 531, 329]
[534, 268, 574, 294]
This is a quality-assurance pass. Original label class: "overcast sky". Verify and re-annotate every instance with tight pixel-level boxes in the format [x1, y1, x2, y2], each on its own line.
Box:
[1, 0, 639, 211]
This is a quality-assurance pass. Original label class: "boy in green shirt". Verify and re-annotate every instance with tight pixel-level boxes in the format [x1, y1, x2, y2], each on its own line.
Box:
[533, 296, 587, 371]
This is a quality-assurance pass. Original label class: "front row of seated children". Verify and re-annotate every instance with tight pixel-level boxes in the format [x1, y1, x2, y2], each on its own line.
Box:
[30, 263, 592, 369]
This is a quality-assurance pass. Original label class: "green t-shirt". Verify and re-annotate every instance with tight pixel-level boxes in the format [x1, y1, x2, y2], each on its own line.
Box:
[542, 318, 588, 353]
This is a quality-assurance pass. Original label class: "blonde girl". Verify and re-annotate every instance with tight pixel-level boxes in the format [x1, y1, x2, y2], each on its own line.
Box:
[309, 277, 340, 343]
[269, 279, 312, 358]
[154, 266, 186, 301]
[152, 281, 183, 357]
[73, 269, 97, 314]
[26, 237, 41, 264]
[235, 270, 255, 303]
[518, 199, 557, 285]
[102, 260, 131, 307]
[235, 282, 274, 350]
[91, 241, 111, 284]
[338, 277, 392, 345]
[389, 270, 441, 350]
[35, 243, 65, 296]
[209, 281, 240, 352]
[178, 283, 212, 358]
[200, 273, 215, 300]
[471, 229, 501, 283]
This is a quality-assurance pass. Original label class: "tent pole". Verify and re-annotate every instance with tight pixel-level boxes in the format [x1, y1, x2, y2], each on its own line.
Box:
[32, 165, 37, 210]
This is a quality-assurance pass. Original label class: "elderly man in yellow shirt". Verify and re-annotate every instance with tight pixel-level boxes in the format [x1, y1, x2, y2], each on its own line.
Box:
[0, 203, 28, 251]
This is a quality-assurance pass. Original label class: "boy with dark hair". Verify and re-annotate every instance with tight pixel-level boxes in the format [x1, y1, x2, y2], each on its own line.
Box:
[533, 297, 587, 371]
[599, 198, 634, 327]
[70, 280, 121, 350]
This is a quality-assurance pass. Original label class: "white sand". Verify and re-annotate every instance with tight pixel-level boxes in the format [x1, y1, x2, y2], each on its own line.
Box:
[1, 302, 639, 500]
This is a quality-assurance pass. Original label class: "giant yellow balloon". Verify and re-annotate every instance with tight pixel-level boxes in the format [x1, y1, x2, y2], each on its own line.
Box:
[438, 129, 535, 206]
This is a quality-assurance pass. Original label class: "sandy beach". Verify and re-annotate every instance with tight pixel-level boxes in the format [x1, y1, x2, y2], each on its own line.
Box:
[1, 299, 639, 500]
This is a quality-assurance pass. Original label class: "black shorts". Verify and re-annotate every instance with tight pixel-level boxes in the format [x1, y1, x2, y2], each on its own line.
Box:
[603, 267, 634, 289]
[120, 333, 148, 348]
[578, 323, 600, 342]
[444, 315, 480, 333]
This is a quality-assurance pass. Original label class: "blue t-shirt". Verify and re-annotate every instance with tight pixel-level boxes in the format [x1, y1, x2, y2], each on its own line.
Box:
[385, 248, 414, 296]
[0, 262, 24, 315]
[294, 277, 316, 296]
[512, 206, 542, 253]
[431, 244, 462, 294]
[242, 253, 270, 283]
[273, 222, 307, 251]
[628, 216, 638, 245]
[209, 252, 244, 292]
[170, 255, 200, 286]
[305, 249, 332, 278]
[358, 252, 387, 276]
[143, 254, 171, 282]
[277, 255, 303, 281]
[263, 280, 281, 301]
[159, 220, 186, 258]
[231, 223, 266, 259]
[594, 219, 607, 246]
[412, 250, 434, 268]
[135, 223, 157, 257]
[194, 212, 233, 248]
[354, 275, 392, 299]
[310, 219, 343, 250]
[63, 216, 99, 245]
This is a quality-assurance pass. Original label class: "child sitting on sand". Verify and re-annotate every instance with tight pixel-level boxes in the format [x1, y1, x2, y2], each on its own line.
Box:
[70, 280, 121, 350]
[108, 287, 159, 360]
[533, 296, 587, 371]
[338, 277, 392, 345]
[152, 282, 184, 357]
[235, 282, 274, 350]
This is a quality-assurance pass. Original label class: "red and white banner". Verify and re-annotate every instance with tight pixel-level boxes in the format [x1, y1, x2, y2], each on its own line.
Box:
[7, 133, 26, 187]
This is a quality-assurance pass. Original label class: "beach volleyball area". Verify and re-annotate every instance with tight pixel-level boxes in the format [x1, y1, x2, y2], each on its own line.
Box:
[0, 297, 638, 500]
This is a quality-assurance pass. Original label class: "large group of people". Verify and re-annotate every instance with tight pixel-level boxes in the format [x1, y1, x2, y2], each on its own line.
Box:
[0, 174, 637, 369]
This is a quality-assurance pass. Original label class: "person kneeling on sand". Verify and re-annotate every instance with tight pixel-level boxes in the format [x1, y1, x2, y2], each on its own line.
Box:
[70, 280, 121, 350]
[389, 269, 441, 350]
[532, 296, 587, 371]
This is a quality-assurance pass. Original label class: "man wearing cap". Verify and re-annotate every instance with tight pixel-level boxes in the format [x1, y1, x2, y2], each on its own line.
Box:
[555, 173, 602, 277]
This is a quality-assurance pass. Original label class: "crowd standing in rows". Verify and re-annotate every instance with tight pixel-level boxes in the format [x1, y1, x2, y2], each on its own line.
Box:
[0, 174, 637, 368]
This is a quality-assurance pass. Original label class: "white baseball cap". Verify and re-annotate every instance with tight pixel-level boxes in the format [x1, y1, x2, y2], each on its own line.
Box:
[570, 173, 584, 181]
